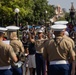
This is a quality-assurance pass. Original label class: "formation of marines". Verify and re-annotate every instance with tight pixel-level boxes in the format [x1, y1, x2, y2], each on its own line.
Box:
[0, 20, 76, 75]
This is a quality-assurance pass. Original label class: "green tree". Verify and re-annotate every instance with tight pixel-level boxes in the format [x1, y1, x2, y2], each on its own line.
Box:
[33, 0, 55, 24]
[0, 0, 34, 26]
[0, 0, 55, 26]
[32, 0, 47, 24]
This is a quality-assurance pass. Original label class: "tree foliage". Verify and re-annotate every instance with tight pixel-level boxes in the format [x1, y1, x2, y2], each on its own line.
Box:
[0, 0, 34, 26]
[0, 0, 55, 26]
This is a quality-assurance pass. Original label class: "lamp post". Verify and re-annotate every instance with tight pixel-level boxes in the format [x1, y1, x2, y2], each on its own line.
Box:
[14, 8, 20, 37]
[1, 14, 5, 27]
[14, 8, 20, 26]
[2, 16, 3, 27]
[69, 2, 75, 25]
[45, 10, 47, 26]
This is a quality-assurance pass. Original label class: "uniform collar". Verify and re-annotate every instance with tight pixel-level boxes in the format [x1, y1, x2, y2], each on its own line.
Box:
[55, 36, 63, 39]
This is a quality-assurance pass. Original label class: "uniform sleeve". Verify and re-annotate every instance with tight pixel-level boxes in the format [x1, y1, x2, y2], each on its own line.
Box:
[20, 41, 25, 53]
[71, 39, 75, 48]
[43, 40, 48, 60]
[8, 45, 17, 60]
[67, 41, 75, 61]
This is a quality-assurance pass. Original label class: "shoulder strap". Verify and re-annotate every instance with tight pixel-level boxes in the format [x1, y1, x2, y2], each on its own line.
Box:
[53, 37, 66, 59]
[54, 37, 63, 46]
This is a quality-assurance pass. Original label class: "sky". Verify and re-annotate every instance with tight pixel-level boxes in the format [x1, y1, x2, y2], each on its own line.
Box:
[48, 0, 76, 12]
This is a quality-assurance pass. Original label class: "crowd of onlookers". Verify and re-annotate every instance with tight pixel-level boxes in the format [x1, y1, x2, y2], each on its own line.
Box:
[20, 21, 76, 75]
[1, 20, 76, 75]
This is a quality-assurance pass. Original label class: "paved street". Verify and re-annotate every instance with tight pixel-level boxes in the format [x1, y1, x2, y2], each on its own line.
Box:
[22, 64, 37, 75]
[22, 64, 47, 75]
